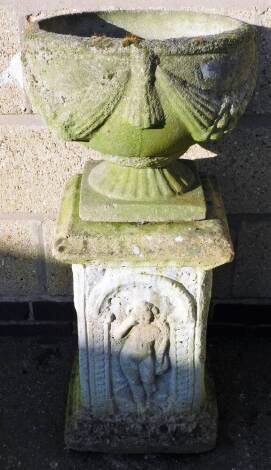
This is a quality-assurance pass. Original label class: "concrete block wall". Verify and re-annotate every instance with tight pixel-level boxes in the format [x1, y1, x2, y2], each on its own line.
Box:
[0, 0, 271, 307]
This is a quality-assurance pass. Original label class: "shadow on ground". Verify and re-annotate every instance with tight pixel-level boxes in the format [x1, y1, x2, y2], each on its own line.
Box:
[0, 332, 271, 469]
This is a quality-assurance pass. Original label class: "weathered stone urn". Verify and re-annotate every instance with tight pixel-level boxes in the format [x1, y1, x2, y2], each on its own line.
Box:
[22, 10, 257, 453]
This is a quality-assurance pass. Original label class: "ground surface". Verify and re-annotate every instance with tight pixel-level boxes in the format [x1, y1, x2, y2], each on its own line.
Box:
[1, 332, 271, 470]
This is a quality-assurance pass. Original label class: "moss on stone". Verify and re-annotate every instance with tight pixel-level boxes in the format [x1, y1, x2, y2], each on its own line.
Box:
[53, 174, 234, 269]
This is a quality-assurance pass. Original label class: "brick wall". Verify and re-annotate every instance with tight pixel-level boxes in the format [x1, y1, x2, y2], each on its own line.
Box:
[0, 1, 270, 313]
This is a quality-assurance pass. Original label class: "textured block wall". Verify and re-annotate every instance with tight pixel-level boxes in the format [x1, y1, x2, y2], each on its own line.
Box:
[0, 0, 270, 306]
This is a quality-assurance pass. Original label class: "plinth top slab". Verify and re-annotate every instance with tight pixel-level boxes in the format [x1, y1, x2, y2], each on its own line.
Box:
[53, 175, 233, 269]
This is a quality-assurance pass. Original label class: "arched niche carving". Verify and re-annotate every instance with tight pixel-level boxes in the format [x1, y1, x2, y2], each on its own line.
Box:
[84, 272, 198, 416]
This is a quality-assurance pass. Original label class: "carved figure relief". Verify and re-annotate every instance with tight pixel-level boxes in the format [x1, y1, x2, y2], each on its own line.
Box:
[113, 302, 170, 412]
[82, 271, 198, 417]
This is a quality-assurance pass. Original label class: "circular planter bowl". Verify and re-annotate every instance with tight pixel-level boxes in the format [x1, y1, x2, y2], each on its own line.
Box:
[22, 10, 257, 167]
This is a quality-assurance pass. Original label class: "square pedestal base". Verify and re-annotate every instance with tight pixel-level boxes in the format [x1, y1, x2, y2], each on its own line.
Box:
[65, 358, 217, 454]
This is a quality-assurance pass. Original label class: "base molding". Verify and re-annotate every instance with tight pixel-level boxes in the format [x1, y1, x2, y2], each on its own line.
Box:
[65, 357, 218, 454]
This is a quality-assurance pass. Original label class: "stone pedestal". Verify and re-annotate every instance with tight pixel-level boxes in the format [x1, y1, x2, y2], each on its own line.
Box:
[54, 174, 233, 454]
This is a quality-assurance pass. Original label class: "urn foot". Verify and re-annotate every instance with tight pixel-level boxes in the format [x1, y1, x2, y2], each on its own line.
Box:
[79, 160, 206, 223]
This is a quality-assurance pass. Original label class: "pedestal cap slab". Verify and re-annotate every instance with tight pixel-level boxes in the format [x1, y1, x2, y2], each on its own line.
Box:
[53, 174, 233, 269]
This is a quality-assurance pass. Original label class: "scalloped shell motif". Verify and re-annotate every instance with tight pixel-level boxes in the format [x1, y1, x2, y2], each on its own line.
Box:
[25, 41, 257, 143]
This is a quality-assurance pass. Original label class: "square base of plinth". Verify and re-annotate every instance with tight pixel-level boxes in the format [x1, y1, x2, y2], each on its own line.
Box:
[65, 358, 218, 454]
